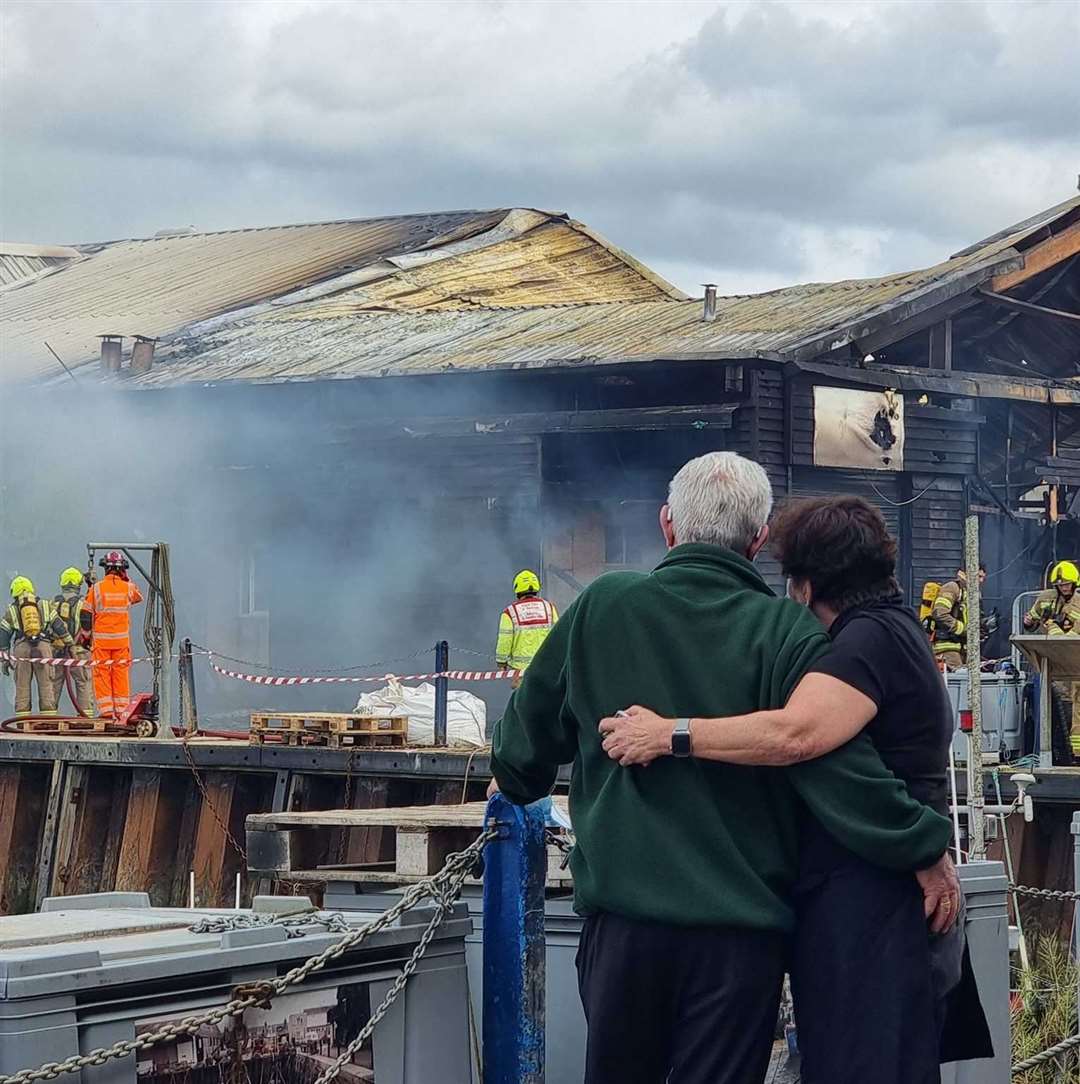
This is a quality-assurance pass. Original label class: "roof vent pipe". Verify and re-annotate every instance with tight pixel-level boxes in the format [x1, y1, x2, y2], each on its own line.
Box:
[131, 335, 157, 374]
[702, 284, 717, 323]
[99, 334, 123, 373]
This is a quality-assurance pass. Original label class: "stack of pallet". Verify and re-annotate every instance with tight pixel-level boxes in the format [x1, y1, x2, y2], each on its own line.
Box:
[249, 711, 407, 749]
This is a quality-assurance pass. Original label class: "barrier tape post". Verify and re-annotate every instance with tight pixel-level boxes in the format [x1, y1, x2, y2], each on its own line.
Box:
[434, 640, 449, 747]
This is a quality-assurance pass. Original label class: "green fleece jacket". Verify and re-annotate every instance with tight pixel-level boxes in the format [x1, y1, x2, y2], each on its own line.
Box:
[491, 543, 952, 932]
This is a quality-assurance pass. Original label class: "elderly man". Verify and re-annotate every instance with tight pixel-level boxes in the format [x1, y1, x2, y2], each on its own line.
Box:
[489, 451, 954, 1084]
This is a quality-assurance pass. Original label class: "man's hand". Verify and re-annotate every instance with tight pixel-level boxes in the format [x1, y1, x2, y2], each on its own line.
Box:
[915, 852, 961, 934]
[486, 777, 500, 800]
[598, 706, 673, 766]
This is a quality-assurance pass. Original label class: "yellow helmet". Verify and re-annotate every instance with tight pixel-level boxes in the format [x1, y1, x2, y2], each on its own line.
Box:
[1049, 560, 1080, 586]
[513, 569, 541, 596]
[59, 567, 84, 588]
[9, 576, 34, 598]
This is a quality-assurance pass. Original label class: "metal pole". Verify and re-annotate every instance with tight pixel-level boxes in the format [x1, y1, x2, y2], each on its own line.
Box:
[434, 640, 449, 747]
[965, 513, 986, 861]
[482, 793, 546, 1084]
[1072, 812, 1080, 965]
[180, 637, 199, 736]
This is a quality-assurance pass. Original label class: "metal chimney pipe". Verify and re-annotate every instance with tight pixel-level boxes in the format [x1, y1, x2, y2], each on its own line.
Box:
[99, 334, 123, 372]
[131, 335, 157, 374]
[702, 284, 718, 323]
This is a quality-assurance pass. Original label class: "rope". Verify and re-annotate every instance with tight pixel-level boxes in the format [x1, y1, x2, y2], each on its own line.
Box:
[0, 828, 495, 1084]
[1011, 1033, 1080, 1074]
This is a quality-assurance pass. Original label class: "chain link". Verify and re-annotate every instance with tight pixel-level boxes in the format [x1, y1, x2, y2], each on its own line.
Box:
[1012, 1032, 1080, 1074]
[180, 736, 248, 868]
[188, 910, 353, 940]
[1, 829, 495, 1084]
[1010, 883, 1080, 902]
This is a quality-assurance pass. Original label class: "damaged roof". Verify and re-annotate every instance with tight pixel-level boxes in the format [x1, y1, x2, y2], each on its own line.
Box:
[5, 194, 1078, 388]
[2, 209, 684, 381]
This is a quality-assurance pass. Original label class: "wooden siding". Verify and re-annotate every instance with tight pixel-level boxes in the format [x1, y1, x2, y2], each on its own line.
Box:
[910, 473, 966, 598]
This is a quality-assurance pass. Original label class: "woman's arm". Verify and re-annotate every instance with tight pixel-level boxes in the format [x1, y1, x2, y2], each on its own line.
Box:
[598, 672, 877, 767]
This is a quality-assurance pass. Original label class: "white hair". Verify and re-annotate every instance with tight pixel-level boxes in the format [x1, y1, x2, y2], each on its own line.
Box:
[667, 452, 773, 552]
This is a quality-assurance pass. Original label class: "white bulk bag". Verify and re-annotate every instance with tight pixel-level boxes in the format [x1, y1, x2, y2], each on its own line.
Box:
[354, 679, 486, 747]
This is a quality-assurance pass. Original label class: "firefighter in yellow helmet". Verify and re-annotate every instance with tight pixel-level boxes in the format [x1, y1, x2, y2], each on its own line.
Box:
[1023, 560, 1080, 636]
[50, 568, 96, 717]
[1023, 560, 1080, 759]
[496, 570, 558, 685]
[0, 576, 74, 717]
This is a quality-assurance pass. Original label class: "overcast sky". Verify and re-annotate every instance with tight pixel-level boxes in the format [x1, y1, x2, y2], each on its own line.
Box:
[2, 0, 1077, 293]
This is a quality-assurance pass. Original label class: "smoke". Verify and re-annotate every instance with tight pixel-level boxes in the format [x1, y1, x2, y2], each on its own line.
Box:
[0, 374, 556, 727]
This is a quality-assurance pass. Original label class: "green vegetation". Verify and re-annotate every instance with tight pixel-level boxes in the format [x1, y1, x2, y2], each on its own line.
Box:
[1011, 933, 1079, 1083]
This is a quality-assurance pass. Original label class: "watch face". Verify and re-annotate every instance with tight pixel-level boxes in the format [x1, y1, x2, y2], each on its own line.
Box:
[672, 729, 692, 757]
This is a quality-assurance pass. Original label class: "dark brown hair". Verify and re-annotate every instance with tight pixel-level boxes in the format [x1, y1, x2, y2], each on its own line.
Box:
[771, 495, 898, 612]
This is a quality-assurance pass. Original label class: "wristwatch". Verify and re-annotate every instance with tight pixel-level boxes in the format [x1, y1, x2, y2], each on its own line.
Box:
[671, 717, 693, 758]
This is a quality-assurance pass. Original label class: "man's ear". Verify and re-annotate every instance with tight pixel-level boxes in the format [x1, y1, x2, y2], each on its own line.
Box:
[660, 504, 677, 549]
[746, 524, 769, 562]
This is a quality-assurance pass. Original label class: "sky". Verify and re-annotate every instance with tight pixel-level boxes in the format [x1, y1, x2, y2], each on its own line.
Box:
[2, 0, 1077, 294]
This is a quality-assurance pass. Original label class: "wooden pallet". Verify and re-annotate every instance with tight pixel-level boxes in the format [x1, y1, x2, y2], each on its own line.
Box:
[17, 717, 114, 735]
[246, 799, 573, 888]
[249, 711, 408, 749]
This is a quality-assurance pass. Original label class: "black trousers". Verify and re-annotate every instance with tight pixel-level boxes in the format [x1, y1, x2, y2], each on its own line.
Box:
[792, 864, 942, 1084]
[575, 911, 786, 1084]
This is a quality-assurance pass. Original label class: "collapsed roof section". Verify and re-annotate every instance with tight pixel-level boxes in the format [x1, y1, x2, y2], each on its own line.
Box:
[0, 208, 685, 382]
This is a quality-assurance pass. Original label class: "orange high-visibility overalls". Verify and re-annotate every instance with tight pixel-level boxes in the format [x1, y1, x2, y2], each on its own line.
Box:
[84, 573, 143, 718]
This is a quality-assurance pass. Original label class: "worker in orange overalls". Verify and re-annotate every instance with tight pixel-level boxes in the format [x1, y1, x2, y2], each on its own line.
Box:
[83, 551, 143, 719]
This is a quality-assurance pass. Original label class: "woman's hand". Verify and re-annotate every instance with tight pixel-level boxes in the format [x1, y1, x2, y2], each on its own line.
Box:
[598, 706, 673, 766]
[915, 852, 962, 934]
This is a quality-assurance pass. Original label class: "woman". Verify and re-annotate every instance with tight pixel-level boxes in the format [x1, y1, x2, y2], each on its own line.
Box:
[598, 495, 992, 1084]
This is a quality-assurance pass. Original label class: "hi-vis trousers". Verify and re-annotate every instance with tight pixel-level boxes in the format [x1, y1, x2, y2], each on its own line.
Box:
[92, 644, 131, 719]
[12, 639, 59, 716]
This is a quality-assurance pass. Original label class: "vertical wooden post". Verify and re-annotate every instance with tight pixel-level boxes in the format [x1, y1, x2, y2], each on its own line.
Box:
[965, 513, 986, 861]
[191, 775, 239, 907]
[33, 760, 66, 908]
[117, 769, 186, 903]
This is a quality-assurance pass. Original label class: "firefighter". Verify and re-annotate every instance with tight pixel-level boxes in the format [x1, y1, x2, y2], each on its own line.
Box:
[84, 551, 143, 719]
[1022, 560, 1080, 759]
[1022, 560, 1080, 635]
[928, 563, 986, 668]
[496, 570, 558, 684]
[0, 576, 73, 717]
[51, 567, 96, 717]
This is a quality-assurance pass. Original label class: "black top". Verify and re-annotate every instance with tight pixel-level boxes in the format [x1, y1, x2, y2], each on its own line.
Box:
[799, 593, 953, 876]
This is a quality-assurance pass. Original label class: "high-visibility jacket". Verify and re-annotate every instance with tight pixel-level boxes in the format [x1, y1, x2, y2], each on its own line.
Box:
[0, 595, 72, 650]
[1024, 588, 1080, 636]
[930, 581, 966, 657]
[83, 573, 143, 646]
[496, 595, 558, 671]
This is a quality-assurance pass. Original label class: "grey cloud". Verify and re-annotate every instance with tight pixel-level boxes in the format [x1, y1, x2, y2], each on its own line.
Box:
[1, 0, 1075, 289]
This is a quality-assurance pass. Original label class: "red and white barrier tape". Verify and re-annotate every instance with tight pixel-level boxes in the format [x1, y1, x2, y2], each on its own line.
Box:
[209, 658, 518, 686]
[0, 649, 155, 669]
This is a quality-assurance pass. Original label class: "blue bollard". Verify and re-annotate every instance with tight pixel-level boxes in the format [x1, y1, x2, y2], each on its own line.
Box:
[482, 793, 547, 1084]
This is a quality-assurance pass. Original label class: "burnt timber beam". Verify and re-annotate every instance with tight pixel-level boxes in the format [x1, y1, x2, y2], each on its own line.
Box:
[976, 289, 1080, 326]
[991, 220, 1080, 292]
[329, 403, 741, 441]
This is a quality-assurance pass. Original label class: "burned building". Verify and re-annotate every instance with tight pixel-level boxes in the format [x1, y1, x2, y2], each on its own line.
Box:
[2, 198, 1080, 722]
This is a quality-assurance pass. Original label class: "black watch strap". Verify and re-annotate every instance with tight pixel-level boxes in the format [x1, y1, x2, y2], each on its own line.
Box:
[671, 717, 693, 758]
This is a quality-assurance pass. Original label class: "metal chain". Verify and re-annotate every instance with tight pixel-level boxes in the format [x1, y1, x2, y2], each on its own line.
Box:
[313, 881, 460, 1084]
[0, 829, 494, 1084]
[180, 736, 248, 866]
[336, 746, 358, 865]
[1010, 883, 1080, 902]
[188, 910, 352, 940]
[1012, 1032, 1080, 1074]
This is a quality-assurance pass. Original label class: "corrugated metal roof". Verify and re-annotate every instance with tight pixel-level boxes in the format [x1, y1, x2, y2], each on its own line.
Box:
[131, 209, 1048, 387]
[0, 243, 82, 289]
[8, 195, 1078, 388]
